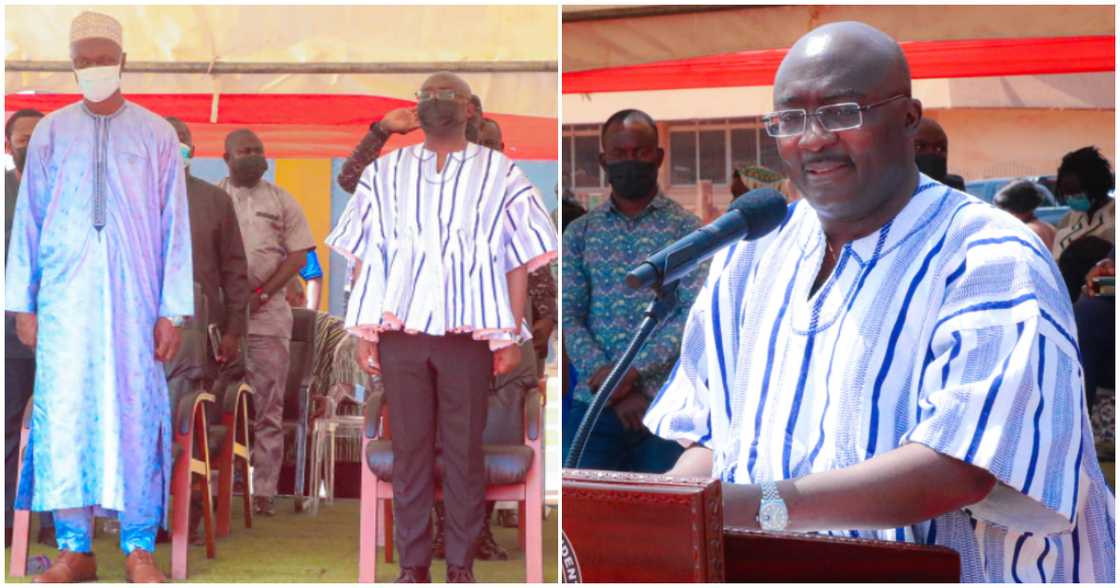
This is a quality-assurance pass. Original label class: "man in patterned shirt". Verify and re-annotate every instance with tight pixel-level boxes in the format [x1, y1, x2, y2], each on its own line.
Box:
[561, 109, 704, 473]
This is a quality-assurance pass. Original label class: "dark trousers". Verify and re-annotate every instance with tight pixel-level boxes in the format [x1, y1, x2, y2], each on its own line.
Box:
[1074, 294, 1115, 408]
[379, 332, 492, 569]
[5, 357, 51, 531]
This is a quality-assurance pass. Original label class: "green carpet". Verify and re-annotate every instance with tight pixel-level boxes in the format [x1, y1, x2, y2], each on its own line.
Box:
[6, 498, 557, 583]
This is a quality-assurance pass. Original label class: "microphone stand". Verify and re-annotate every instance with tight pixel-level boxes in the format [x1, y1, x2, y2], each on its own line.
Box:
[564, 280, 680, 468]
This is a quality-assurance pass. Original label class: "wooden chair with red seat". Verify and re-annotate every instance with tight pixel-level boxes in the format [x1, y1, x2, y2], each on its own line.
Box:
[202, 301, 255, 538]
[358, 380, 545, 582]
[165, 282, 218, 579]
[211, 378, 254, 537]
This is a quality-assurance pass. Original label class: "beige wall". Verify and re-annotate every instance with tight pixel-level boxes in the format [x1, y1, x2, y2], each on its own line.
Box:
[931, 108, 1115, 182]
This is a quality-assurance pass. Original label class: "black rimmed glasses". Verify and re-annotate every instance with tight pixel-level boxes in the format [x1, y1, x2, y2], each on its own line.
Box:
[762, 94, 910, 138]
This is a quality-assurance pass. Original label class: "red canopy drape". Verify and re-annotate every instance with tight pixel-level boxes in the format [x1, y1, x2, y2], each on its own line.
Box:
[2, 94, 558, 159]
[562, 35, 1116, 94]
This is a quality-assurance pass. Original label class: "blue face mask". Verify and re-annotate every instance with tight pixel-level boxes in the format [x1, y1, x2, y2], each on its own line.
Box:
[1065, 192, 1091, 212]
[179, 143, 192, 167]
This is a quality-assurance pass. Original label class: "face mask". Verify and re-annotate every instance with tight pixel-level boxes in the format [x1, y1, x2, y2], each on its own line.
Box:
[75, 64, 121, 103]
[417, 99, 464, 132]
[179, 143, 192, 167]
[1065, 193, 1091, 212]
[230, 154, 268, 186]
[606, 160, 659, 201]
[915, 153, 948, 183]
[12, 147, 28, 174]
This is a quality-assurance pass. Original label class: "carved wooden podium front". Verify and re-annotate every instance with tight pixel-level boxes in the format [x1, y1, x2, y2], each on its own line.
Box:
[562, 469, 961, 583]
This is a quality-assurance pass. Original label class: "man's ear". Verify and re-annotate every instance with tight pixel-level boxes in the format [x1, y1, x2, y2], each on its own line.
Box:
[904, 98, 924, 136]
[120, 52, 127, 72]
[653, 147, 666, 169]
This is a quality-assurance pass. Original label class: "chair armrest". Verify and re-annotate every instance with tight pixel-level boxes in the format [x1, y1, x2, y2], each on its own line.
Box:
[524, 388, 543, 442]
[175, 386, 215, 436]
[221, 381, 252, 415]
[364, 392, 384, 440]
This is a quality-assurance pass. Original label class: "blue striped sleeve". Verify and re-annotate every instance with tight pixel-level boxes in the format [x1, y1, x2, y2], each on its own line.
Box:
[903, 235, 1083, 533]
[500, 164, 557, 273]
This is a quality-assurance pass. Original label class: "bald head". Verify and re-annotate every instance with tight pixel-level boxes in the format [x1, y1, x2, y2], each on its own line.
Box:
[224, 128, 262, 156]
[422, 71, 472, 98]
[775, 21, 910, 106]
[770, 21, 922, 227]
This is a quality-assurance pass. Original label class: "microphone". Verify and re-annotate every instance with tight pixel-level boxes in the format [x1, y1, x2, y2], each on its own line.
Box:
[625, 188, 788, 290]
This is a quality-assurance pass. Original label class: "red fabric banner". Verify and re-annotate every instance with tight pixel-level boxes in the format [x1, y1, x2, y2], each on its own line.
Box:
[3, 94, 557, 159]
[562, 35, 1116, 94]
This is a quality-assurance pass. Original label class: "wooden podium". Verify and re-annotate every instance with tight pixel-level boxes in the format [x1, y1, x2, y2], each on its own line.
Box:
[562, 469, 960, 583]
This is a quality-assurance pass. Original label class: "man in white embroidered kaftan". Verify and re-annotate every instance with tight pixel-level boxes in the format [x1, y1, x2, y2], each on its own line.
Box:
[5, 11, 193, 583]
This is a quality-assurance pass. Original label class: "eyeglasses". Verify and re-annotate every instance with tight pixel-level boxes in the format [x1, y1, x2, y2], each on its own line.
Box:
[415, 89, 464, 102]
[762, 94, 910, 138]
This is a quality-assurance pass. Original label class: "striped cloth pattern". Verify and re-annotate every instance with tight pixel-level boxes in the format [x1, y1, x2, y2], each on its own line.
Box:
[645, 175, 1115, 582]
[326, 143, 557, 349]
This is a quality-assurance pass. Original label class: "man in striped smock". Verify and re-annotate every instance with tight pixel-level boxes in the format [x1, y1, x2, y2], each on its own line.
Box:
[644, 22, 1114, 582]
[326, 72, 556, 583]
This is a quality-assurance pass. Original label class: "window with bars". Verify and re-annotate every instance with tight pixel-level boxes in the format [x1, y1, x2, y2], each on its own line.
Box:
[668, 120, 785, 187]
[562, 119, 786, 190]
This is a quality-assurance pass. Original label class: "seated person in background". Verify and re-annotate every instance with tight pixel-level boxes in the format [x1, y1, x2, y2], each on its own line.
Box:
[1053, 146, 1115, 299]
[993, 179, 1057, 250]
[1074, 254, 1115, 421]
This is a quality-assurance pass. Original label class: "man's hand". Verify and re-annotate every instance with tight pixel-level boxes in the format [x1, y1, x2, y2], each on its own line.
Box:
[217, 333, 240, 364]
[15, 312, 37, 349]
[531, 318, 554, 359]
[154, 317, 182, 363]
[493, 343, 522, 376]
[356, 337, 381, 376]
[612, 393, 651, 431]
[588, 365, 640, 405]
[1084, 258, 1115, 297]
[378, 108, 420, 135]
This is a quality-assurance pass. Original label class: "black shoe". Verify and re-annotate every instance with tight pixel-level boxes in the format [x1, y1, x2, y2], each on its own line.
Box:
[253, 496, 276, 517]
[474, 525, 509, 561]
[447, 565, 475, 583]
[395, 567, 431, 583]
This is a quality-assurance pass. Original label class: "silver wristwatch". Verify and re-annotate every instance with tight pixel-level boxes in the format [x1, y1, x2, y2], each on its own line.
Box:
[757, 481, 789, 531]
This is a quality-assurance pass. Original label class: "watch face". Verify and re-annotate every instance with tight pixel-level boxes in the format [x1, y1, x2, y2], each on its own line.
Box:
[759, 502, 789, 531]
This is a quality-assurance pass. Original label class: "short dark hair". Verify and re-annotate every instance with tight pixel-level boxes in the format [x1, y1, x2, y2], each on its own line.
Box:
[470, 94, 483, 112]
[1057, 146, 1114, 201]
[5, 109, 45, 141]
[994, 179, 1046, 215]
[600, 109, 658, 147]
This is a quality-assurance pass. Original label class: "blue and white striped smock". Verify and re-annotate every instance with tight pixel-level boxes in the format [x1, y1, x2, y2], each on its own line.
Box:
[326, 143, 557, 349]
[644, 175, 1114, 582]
